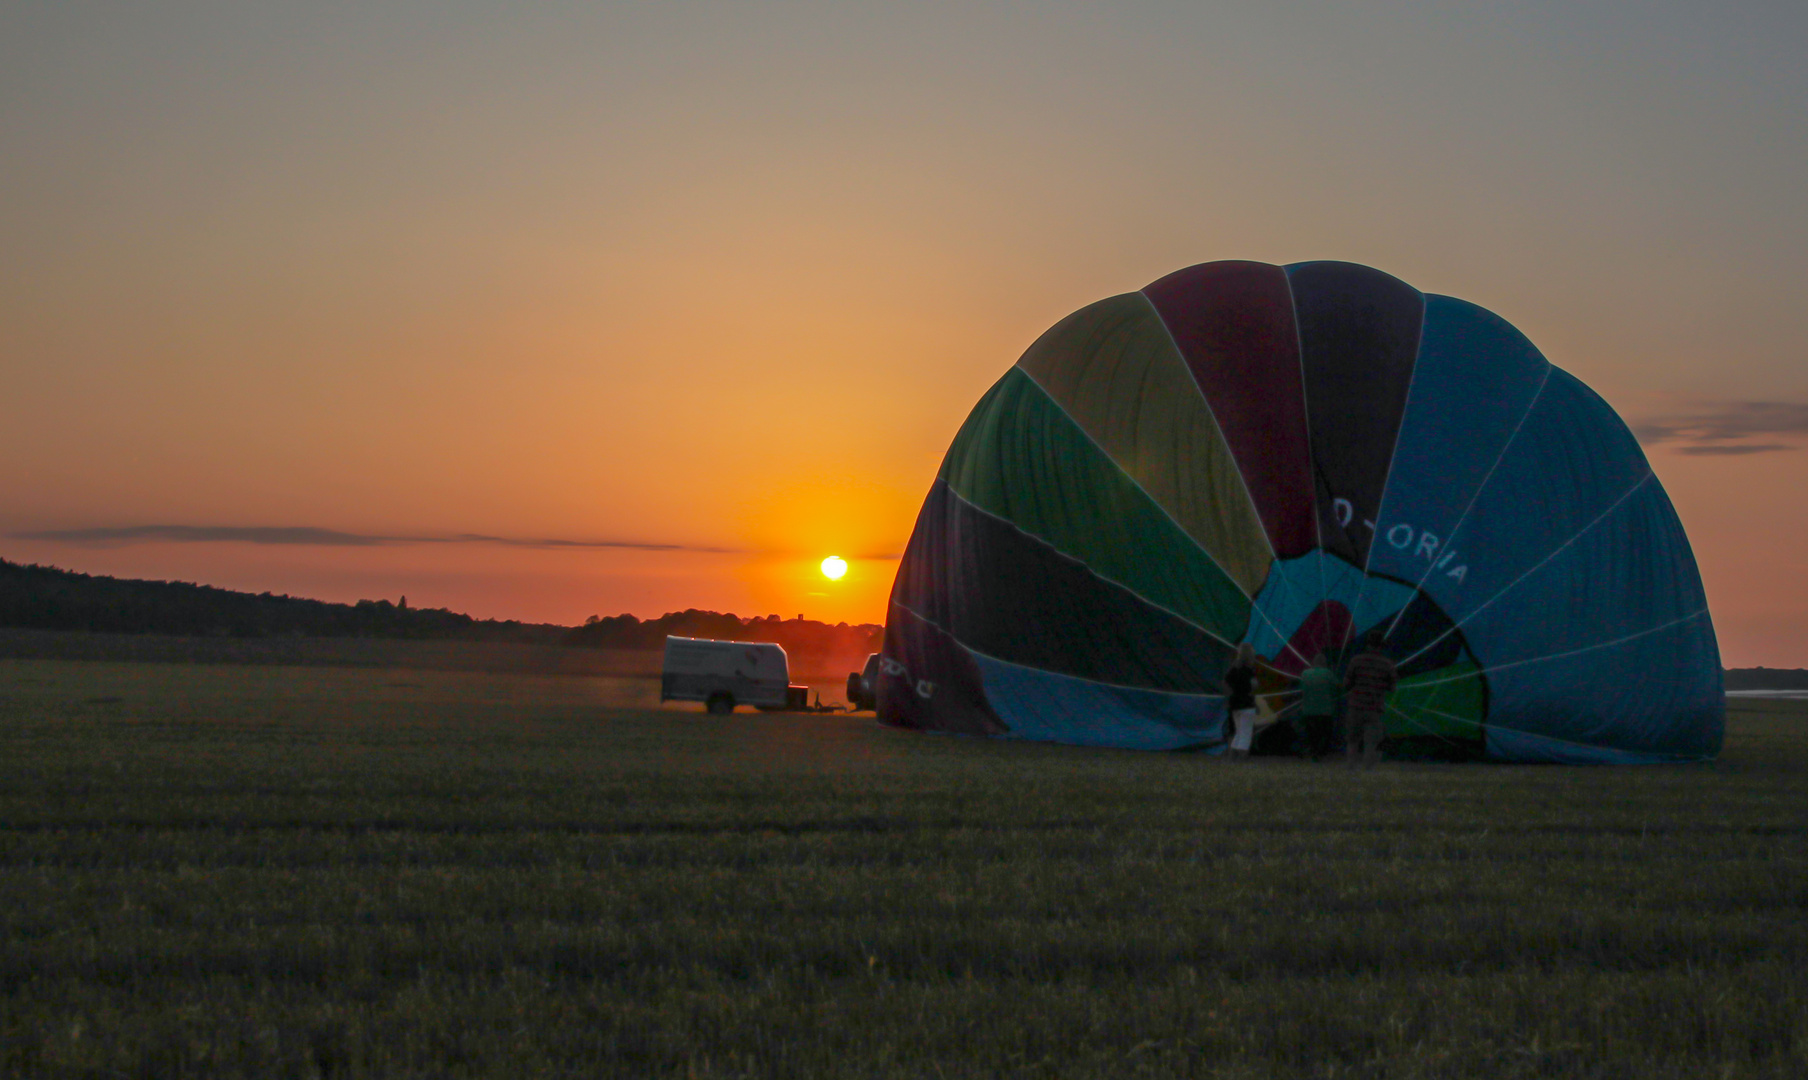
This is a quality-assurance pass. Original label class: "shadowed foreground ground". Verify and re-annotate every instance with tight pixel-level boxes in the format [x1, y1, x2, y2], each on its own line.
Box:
[2, 660, 1804, 1078]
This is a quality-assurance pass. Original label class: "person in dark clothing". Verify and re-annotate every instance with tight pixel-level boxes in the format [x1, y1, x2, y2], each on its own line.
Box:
[1224, 642, 1259, 758]
[1342, 631, 1398, 769]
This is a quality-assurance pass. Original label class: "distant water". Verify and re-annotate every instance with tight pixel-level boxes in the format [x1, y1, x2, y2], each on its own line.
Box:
[1726, 689, 1808, 699]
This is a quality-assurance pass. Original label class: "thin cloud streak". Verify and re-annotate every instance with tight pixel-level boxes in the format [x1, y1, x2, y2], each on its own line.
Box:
[12, 525, 907, 561]
[1675, 443, 1796, 457]
[1632, 400, 1808, 456]
[13, 525, 745, 554]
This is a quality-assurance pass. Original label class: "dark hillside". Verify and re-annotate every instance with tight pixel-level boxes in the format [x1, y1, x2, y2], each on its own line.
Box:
[1724, 667, 1808, 691]
[565, 610, 883, 679]
[0, 558, 558, 641]
[0, 557, 883, 676]
[565, 610, 881, 664]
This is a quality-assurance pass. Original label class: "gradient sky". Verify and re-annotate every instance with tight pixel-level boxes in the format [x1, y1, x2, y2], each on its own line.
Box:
[3, 2, 1805, 664]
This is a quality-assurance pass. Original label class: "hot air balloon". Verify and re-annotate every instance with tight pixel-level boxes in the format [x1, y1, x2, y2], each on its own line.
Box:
[877, 261, 1722, 763]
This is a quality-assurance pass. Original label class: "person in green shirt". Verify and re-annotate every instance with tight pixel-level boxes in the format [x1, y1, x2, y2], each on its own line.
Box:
[1297, 653, 1340, 761]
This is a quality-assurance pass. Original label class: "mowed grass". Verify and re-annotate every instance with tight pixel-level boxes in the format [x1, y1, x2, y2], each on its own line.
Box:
[1, 660, 1804, 1079]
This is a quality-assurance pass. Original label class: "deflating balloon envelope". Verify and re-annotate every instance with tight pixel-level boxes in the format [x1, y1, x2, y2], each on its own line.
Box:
[877, 260, 1724, 763]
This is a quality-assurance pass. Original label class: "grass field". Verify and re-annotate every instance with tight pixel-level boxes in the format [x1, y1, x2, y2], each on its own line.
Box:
[2, 659, 1804, 1078]
[0, 627, 670, 679]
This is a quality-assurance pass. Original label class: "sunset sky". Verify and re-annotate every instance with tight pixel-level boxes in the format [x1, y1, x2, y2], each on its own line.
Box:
[3, 2, 1804, 665]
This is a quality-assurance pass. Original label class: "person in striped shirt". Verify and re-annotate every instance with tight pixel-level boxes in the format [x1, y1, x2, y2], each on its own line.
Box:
[1342, 631, 1398, 770]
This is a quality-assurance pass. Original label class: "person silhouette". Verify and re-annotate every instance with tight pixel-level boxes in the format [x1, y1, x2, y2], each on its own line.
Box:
[1224, 643, 1259, 758]
[1342, 631, 1398, 769]
[1297, 651, 1340, 760]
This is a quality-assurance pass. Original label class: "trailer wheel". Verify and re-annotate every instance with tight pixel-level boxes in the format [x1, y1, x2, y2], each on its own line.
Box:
[706, 693, 735, 715]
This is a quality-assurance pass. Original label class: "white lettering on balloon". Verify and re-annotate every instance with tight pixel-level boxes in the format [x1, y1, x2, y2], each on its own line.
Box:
[879, 656, 938, 699]
[1329, 496, 1470, 585]
[1376, 520, 1470, 585]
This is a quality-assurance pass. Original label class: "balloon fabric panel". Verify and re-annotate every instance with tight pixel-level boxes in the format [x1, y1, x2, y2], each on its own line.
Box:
[875, 600, 1004, 737]
[1142, 261, 1315, 558]
[1363, 294, 1552, 629]
[1398, 365, 1721, 761]
[937, 367, 1251, 644]
[1461, 480, 1721, 761]
[1421, 369, 1655, 631]
[971, 652, 1229, 751]
[1287, 261, 1425, 571]
[1389, 655, 1487, 742]
[1244, 551, 1400, 668]
[1461, 481, 1709, 669]
[889, 480, 1235, 694]
[1014, 292, 1272, 596]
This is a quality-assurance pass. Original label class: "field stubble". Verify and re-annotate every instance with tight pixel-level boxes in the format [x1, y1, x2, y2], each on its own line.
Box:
[1, 659, 1804, 1078]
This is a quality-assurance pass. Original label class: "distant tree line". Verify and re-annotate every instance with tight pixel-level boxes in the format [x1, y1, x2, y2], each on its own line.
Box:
[0, 558, 560, 642]
[1723, 667, 1808, 690]
[0, 558, 884, 662]
[564, 610, 884, 661]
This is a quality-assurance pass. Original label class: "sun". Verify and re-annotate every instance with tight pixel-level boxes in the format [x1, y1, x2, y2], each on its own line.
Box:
[820, 555, 848, 581]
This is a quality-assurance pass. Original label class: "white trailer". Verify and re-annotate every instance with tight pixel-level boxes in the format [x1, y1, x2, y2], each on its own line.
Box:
[661, 636, 810, 713]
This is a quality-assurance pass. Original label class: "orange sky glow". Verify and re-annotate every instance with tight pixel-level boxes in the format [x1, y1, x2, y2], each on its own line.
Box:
[3, 3, 1805, 665]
